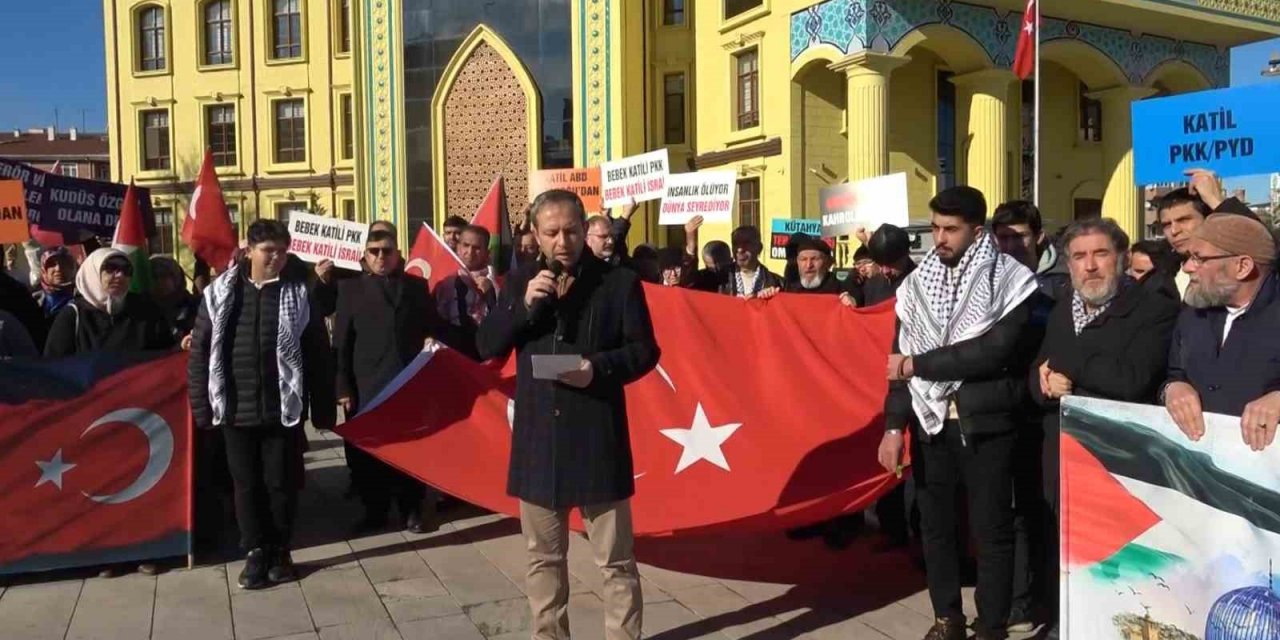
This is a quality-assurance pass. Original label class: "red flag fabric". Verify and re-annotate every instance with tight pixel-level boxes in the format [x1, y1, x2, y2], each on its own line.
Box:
[112, 182, 153, 293]
[1013, 0, 1037, 80]
[183, 149, 239, 269]
[0, 353, 191, 574]
[405, 222, 467, 292]
[471, 177, 513, 276]
[339, 287, 900, 536]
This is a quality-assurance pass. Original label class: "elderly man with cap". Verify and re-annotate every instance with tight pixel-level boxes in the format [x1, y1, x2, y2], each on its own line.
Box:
[1162, 213, 1280, 451]
[760, 235, 839, 297]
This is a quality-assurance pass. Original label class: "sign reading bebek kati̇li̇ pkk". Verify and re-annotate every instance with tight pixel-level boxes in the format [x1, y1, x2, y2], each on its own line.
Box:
[528, 168, 603, 213]
[601, 149, 669, 208]
[0, 158, 154, 239]
[658, 171, 736, 225]
[287, 211, 368, 271]
[819, 173, 909, 238]
[1132, 82, 1280, 185]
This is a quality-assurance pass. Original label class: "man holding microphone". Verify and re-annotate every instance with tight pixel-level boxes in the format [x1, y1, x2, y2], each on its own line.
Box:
[477, 189, 660, 640]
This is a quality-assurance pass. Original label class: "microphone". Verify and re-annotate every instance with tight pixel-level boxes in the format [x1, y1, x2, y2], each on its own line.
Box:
[529, 256, 563, 322]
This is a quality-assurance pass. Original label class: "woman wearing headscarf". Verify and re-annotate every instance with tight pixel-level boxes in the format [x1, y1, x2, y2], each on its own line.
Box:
[43, 248, 176, 357]
[33, 246, 77, 319]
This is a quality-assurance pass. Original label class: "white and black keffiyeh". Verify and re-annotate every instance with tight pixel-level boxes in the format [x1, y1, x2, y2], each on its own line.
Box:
[205, 263, 310, 427]
[895, 233, 1037, 435]
[1071, 291, 1109, 335]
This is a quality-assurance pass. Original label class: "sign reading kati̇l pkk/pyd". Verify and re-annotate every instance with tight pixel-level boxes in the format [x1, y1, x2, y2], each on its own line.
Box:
[287, 211, 368, 271]
[0, 181, 31, 244]
[1133, 82, 1280, 185]
[769, 218, 825, 260]
[601, 149, 669, 208]
[819, 173, 909, 238]
[659, 171, 736, 225]
[529, 168, 603, 213]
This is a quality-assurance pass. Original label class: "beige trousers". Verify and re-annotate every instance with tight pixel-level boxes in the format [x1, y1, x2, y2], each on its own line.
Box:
[519, 499, 642, 640]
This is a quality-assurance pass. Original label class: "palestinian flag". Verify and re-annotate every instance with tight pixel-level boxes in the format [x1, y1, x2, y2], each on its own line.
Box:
[471, 176, 512, 276]
[111, 181, 152, 293]
[1060, 397, 1280, 640]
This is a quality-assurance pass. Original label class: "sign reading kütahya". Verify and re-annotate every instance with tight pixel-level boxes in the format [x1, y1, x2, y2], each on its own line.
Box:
[601, 149, 670, 208]
[287, 211, 368, 271]
[819, 173, 909, 238]
[659, 171, 736, 225]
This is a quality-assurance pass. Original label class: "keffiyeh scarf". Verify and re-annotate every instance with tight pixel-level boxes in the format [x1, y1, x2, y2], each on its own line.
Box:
[205, 262, 310, 427]
[895, 233, 1037, 435]
[1071, 291, 1109, 335]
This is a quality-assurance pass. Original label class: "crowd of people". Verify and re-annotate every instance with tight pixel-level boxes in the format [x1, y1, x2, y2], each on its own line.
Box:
[1, 166, 1277, 640]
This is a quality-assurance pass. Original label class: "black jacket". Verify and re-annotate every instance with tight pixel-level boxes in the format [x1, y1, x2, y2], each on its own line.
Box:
[1165, 272, 1280, 417]
[44, 294, 176, 357]
[1030, 280, 1180, 429]
[886, 300, 1036, 438]
[0, 271, 45, 349]
[477, 254, 660, 509]
[784, 273, 841, 294]
[188, 263, 336, 430]
[862, 259, 917, 307]
[334, 271, 443, 410]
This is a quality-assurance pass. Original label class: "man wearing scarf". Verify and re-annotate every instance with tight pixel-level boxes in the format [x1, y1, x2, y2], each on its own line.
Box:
[435, 224, 498, 360]
[719, 225, 783, 298]
[878, 187, 1038, 640]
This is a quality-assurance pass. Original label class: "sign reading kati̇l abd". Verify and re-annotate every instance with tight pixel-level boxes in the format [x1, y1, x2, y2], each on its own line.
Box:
[287, 211, 368, 271]
[1132, 82, 1280, 185]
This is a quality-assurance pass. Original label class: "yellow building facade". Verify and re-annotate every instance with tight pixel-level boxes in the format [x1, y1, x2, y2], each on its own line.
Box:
[104, 0, 357, 260]
[357, 0, 1279, 271]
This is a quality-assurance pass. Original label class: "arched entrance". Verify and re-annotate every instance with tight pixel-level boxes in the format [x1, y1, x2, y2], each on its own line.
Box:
[789, 58, 847, 218]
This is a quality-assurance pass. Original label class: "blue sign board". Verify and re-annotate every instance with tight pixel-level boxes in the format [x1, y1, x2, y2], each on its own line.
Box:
[1133, 82, 1280, 185]
[770, 218, 822, 236]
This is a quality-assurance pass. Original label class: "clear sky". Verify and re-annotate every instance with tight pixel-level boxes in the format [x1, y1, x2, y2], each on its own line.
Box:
[0, 3, 1276, 203]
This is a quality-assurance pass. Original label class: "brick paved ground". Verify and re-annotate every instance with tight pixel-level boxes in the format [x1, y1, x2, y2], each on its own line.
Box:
[0, 426, 1047, 640]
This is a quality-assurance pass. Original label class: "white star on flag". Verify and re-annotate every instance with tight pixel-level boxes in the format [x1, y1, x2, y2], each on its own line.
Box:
[660, 403, 742, 474]
[1023, 20, 1034, 35]
[35, 449, 76, 490]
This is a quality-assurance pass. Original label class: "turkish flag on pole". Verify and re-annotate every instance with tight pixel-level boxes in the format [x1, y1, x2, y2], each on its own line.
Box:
[183, 149, 239, 270]
[404, 222, 467, 292]
[1013, 0, 1038, 80]
[0, 353, 191, 574]
[470, 177, 513, 276]
[339, 288, 901, 536]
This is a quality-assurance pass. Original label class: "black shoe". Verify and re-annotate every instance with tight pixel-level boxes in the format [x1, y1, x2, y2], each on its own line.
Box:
[238, 548, 270, 590]
[922, 618, 967, 640]
[405, 510, 439, 535]
[137, 562, 160, 576]
[267, 548, 296, 583]
[1006, 607, 1035, 634]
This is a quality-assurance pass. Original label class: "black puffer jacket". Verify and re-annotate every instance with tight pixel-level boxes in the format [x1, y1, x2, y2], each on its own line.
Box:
[43, 294, 175, 357]
[189, 261, 336, 430]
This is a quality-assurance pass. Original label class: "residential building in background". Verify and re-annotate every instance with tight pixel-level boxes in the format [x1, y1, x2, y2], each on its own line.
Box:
[0, 127, 110, 181]
[103, 0, 356, 258]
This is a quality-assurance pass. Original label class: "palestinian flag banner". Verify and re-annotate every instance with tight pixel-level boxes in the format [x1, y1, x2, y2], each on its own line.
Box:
[1061, 397, 1280, 639]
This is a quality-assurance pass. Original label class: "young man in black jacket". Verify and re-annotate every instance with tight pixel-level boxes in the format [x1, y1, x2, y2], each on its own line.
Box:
[879, 187, 1039, 640]
[188, 220, 336, 590]
[477, 189, 659, 640]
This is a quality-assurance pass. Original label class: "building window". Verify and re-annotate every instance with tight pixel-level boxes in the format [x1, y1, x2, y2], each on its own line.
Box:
[141, 109, 171, 171]
[150, 208, 174, 255]
[274, 99, 306, 163]
[735, 49, 759, 130]
[663, 73, 686, 145]
[59, 164, 79, 178]
[337, 0, 351, 54]
[94, 164, 111, 180]
[138, 6, 166, 71]
[203, 0, 234, 65]
[1079, 82, 1102, 143]
[227, 205, 241, 238]
[340, 94, 354, 160]
[936, 71, 957, 192]
[341, 199, 356, 221]
[272, 0, 303, 60]
[725, 0, 761, 20]
[275, 201, 308, 225]
[207, 105, 237, 167]
[737, 178, 760, 229]
[663, 0, 684, 25]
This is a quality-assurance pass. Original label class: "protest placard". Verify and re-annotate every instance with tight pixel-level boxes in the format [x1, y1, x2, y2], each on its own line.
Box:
[601, 149, 669, 208]
[819, 173, 909, 238]
[287, 211, 368, 271]
[769, 218, 825, 260]
[0, 181, 31, 244]
[528, 168, 603, 213]
[658, 171, 736, 225]
[0, 158, 154, 239]
[1133, 82, 1280, 184]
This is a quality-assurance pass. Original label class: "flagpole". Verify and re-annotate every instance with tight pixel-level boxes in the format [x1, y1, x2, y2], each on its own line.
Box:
[1033, 0, 1041, 207]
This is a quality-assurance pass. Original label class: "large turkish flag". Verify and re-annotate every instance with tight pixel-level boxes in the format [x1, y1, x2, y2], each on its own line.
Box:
[339, 286, 899, 536]
[0, 352, 191, 574]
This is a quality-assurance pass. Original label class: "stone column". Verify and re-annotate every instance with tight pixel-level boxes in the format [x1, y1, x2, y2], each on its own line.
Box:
[1091, 86, 1159, 241]
[952, 69, 1018, 208]
[829, 52, 911, 181]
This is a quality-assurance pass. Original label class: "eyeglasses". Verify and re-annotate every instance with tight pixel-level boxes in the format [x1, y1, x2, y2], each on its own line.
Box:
[102, 262, 133, 276]
[1187, 253, 1238, 266]
[366, 247, 396, 256]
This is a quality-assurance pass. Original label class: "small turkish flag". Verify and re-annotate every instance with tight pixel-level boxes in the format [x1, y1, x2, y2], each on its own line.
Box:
[404, 222, 467, 293]
[0, 353, 191, 574]
[183, 149, 239, 270]
[1013, 0, 1037, 80]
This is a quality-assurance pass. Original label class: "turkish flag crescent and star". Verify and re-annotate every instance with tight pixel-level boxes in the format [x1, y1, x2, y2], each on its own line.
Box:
[339, 287, 901, 536]
[0, 352, 191, 574]
[1013, 0, 1037, 80]
[183, 149, 239, 270]
[405, 222, 468, 292]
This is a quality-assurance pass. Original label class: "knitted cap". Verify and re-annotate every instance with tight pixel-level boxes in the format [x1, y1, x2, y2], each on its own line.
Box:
[1194, 213, 1276, 266]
